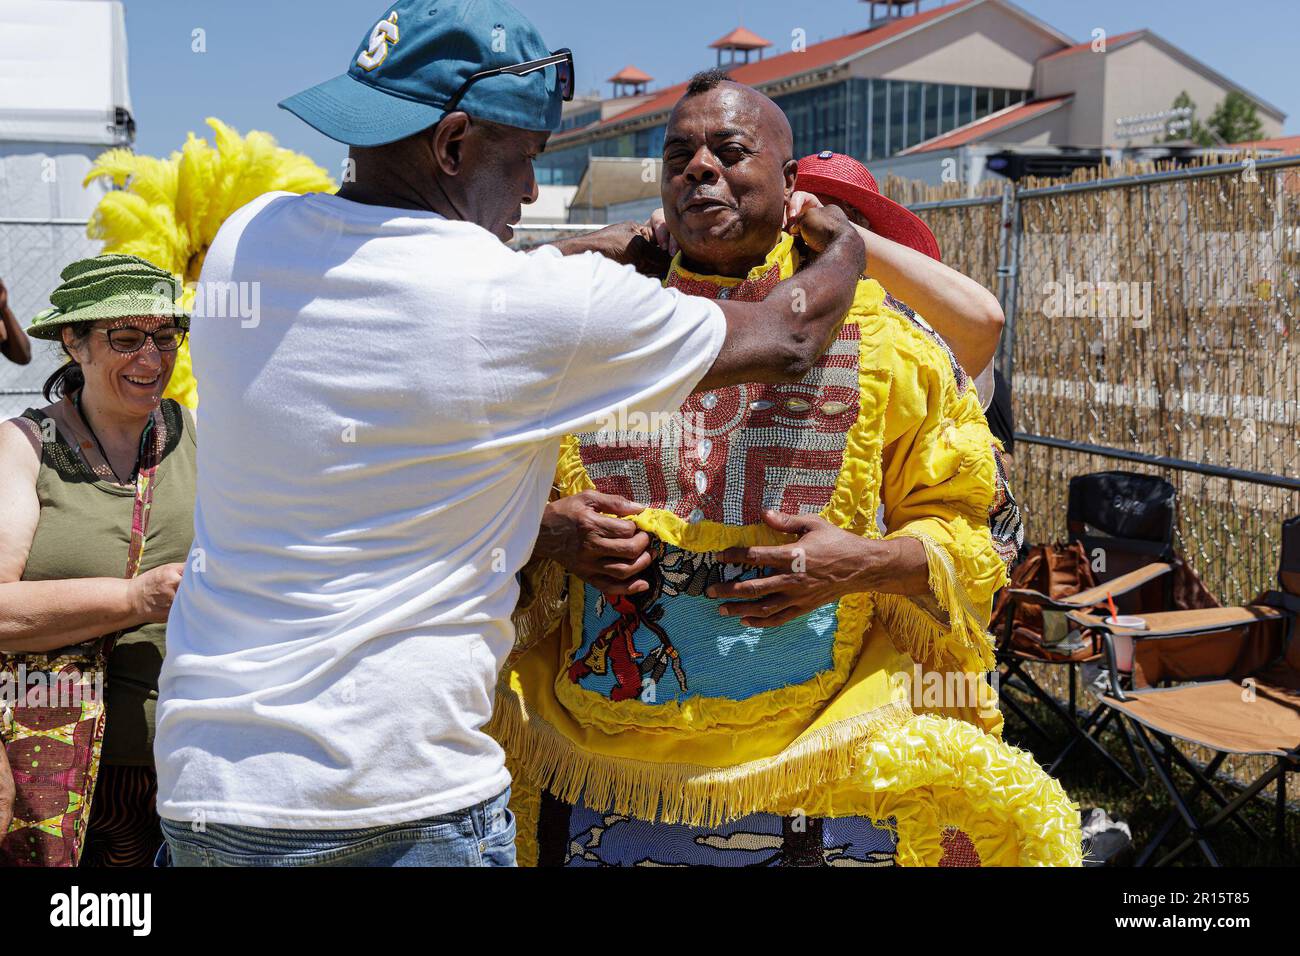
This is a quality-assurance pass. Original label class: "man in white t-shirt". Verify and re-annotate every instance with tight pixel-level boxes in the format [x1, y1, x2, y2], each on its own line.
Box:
[154, 0, 865, 867]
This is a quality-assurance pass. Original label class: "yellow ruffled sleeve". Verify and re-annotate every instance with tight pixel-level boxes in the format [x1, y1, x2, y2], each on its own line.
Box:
[872, 306, 1009, 676]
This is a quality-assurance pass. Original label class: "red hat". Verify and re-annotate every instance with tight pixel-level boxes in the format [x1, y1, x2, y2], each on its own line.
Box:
[795, 151, 941, 260]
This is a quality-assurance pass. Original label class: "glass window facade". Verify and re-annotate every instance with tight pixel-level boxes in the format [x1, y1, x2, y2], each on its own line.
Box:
[558, 107, 601, 132]
[924, 84, 940, 142]
[888, 81, 907, 155]
[535, 125, 667, 186]
[870, 79, 888, 159]
[534, 78, 1033, 185]
[957, 85, 975, 128]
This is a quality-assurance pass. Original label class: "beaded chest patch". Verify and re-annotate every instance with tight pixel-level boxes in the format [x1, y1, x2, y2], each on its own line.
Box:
[578, 323, 861, 526]
[578, 254, 861, 526]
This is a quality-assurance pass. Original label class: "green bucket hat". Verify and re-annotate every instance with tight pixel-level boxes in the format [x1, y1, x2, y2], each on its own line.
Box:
[26, 253, 190, 341]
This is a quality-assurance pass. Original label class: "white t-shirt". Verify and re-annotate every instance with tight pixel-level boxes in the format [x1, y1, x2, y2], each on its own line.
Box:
[155, 192, 725, 829]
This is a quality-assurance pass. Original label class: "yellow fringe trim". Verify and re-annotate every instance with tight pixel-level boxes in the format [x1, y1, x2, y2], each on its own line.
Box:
[879, 532, 996, 673]
[491, 681, 912, 828]
[496, 699, 1081, 866]
[665, 232, 797, 288]
[508, 558, 567, 667]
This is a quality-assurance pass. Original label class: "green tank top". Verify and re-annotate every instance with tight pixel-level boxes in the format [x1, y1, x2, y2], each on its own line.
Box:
[19, 398, 197, 766]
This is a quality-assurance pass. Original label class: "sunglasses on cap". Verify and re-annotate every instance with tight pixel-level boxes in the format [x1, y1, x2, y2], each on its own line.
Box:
[443, 47, 575, 115]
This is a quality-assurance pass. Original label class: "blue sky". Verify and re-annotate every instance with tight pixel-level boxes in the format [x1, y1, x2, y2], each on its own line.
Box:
[123, 0, 1299, 174]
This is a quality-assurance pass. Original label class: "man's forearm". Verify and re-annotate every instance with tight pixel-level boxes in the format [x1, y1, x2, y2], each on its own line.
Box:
[545, 223, 670, 278]
[778, 226, 869, 343]
[859, 227, 1002, 375]
[546, 231, 606, 257]
[700, 224, 866, 390]
[852, 536, 930, 596]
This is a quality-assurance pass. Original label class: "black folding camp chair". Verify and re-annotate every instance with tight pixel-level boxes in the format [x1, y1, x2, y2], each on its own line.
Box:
[1068, 516, 1300, 866]
[997, 471, 1178, 785]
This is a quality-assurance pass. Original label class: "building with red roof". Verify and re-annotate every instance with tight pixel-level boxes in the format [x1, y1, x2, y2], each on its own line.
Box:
[710, 26, 774, 66]
[1229, 135, 1300, 155]
[607, 65, 653, 98]
[536, 0, 1287, 203]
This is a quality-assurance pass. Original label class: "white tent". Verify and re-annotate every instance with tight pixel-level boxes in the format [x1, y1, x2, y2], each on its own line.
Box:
[0, 0, 131, 415]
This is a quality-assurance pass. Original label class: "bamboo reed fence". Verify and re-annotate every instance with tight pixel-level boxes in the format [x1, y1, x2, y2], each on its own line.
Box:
[886, 156, 1299, 822]
[886, 155, 1299, 607]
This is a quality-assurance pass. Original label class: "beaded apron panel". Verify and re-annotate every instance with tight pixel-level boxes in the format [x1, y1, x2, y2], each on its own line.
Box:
[565, 545, 839, 704]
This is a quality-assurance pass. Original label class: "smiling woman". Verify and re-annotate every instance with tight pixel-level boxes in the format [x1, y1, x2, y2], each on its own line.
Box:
[0, 254, 197, 868]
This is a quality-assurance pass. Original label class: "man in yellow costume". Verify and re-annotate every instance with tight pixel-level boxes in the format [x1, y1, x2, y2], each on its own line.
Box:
[491, 72, 1082, 866]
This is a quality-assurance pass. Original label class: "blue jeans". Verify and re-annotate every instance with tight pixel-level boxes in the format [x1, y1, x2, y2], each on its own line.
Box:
[158, 787, 516, 867]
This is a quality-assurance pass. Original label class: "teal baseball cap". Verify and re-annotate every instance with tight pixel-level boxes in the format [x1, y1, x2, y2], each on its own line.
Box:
[279, 0, 574, 146]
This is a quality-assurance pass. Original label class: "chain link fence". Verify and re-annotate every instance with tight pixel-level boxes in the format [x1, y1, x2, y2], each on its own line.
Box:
[0, 219, 100, 420]
[895, 157, 1300, 606]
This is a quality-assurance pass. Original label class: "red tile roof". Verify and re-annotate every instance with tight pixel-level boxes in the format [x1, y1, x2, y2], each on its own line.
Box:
[900, 94, 1073, 153]
[608, 65, 653, 84]
[1230, 134, 1300, 154]
[1038, 29, 1144, 61]
[710, 26, 773, 50]
[552, 0, 982, 146]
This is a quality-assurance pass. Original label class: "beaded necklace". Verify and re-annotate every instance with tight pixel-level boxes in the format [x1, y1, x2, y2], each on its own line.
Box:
[71, 389, 154, 485]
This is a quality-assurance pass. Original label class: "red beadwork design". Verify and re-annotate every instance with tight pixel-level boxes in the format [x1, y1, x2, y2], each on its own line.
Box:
[579, 260, 861, 525]
[937, 826, 983, 867]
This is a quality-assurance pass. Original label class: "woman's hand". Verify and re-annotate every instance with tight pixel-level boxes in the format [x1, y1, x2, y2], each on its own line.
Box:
[534, 492, 653, 595]
[647, 208, 679, 258]
[784, 191, 823, 228]
[128, 562, 185, 624]
[708, 511, 928, 627]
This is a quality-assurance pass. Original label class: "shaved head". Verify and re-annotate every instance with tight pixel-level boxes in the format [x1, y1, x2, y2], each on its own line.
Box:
[681, 72, 794, 158]
[661, 76, 798, 278]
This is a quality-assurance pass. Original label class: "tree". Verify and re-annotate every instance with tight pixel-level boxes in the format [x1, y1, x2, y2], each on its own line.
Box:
[1164, 91, 1213, 145]
[1207, 90, 1265, 144]
[1164, 90, 1265, 146]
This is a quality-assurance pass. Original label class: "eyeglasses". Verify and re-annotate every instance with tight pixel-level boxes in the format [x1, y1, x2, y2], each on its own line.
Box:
[93, 326, 187, 353]
[443, 48, 575, 115]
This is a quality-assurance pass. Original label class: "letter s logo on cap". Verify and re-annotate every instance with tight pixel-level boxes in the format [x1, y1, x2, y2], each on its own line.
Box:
[357, 11, 400, 72]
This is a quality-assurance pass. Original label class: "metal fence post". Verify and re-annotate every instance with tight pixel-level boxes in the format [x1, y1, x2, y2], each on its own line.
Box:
[994, 181, 1021, 386]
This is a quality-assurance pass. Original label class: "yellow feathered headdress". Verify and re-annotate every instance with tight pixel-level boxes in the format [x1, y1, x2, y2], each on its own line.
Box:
[84, 118, 336, 407]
